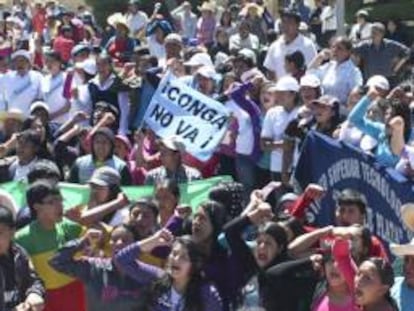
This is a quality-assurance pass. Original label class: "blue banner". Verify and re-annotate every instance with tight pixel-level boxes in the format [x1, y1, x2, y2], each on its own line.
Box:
[144, 73, 230, 161]
[294, 132, 414, 245]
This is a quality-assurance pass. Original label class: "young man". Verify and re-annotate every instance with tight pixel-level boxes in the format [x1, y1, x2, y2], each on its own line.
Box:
[334, 188, 388, 259]
[0, 204, 45, 311]
[15, 181, 86, 311]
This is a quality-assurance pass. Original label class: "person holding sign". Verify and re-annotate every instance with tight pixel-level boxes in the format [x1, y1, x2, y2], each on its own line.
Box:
[145, 136, 201, 185]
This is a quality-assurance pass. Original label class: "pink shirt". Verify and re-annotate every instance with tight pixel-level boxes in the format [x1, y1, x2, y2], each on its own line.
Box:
[312, 295, 357, 311]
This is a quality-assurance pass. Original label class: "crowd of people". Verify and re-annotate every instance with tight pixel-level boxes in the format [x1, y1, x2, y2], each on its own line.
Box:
[0, 0, 413, 310]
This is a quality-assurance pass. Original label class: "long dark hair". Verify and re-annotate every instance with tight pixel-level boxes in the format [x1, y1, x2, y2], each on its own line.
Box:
[387, 98, 412, 142]
[150, 236, 206, 311]
[364, 257, 398, 311]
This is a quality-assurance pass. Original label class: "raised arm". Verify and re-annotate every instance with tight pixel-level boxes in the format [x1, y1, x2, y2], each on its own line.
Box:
[114, 229, 172, 285]
[348, 92, 384, 139]
[332, 239, 357, 292]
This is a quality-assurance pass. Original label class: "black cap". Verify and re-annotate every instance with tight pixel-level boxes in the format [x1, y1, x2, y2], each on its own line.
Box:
[280, 8, 301, 23]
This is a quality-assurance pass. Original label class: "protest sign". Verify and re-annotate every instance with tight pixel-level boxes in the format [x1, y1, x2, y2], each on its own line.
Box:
[144, 73, 230, 161]
[294, 132, 414, 245]
[0, 176, 232, 212]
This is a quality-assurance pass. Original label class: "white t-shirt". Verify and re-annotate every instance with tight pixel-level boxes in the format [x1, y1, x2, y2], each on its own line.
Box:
[226, 99, 254, 156]
[147, 35, 166, 67]
[320, 5, 337, 33]
[261, 106, 299, 172]
[126, 11, 149, 35]
[42, 71, 69, 124]
[349, 22, 372, 42]
[0, 70, 43, 116]
[264, 34, 317, 79]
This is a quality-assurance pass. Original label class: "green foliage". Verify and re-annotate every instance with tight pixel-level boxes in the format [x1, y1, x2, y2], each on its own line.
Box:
[85, 0, 129, 27]
[345, 0, 414, 23]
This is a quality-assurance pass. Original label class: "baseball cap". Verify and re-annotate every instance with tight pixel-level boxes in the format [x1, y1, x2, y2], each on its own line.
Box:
[75, 58, 97, 76]
[311, 95, 339, 107]
[183, 52, 213, 67]
[275, 76, 300, 92]
[161, 136, 186, 152]
[30, 101, 50, 114]
[235, 48, 257, 66]
[88, 166, 121, 187]
[355, 9, 369, 18]
[300, 74, 321, 88]
[196, 65, 218, 79]
[165, 33, 183, 44]
[240, 67, 265, 83]
[366, 75, 390, 91]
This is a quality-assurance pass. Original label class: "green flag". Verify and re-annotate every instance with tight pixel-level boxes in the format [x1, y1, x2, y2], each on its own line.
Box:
[0, 176, 233, 212]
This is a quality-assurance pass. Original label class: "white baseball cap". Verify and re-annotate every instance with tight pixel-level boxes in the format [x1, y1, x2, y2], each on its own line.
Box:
[184, 53, 213, 67]
[300, 74, 321, 88]
[196, 66, 217, 79]
[240, 68, 264, 83]
[75, 58, 97, 76]
[30, 101, 50, 113]
[275, 76, 300, 92]
[366, 75, 390, 91]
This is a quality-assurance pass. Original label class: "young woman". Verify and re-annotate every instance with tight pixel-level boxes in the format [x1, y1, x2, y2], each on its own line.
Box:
[154, 179, 180, 227]
[348, 87, 412, 167]
[115, 230, 223, 311]
[68, 127, 132, 184]
[311, 239, 358, 311]
[224, 202, 318, 310]
[311, 95, 342, 137]
[355, 258, 397, 311]
[50, 226, 146, 311]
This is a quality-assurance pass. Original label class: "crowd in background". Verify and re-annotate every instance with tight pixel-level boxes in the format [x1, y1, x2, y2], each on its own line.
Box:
[0, 0, 413, 310]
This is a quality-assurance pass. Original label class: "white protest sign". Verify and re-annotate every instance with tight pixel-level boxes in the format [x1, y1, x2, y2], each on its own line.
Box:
[144, 74, 230, 161]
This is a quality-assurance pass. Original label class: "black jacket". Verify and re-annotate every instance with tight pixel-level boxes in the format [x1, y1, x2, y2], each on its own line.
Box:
[0, 243, 45, 311]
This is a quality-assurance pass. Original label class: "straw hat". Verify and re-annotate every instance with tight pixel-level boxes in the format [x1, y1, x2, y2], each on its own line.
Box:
[401, 203, 414, 231]
[242, 3, 264, 17]
[0, 109, 25, 122]
[198, 2, 216, 13]
[390, 238, 414, 257]
[107, 12, 130, 31]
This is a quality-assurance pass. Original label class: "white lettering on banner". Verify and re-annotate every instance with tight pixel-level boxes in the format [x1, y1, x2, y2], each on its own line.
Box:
[327, 158, 361, 187]
[309, 158, 414, 243]
[144, 74, 230, 161]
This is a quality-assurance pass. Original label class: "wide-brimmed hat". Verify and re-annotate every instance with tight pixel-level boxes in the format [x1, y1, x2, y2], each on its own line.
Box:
[0, 108, 25, 122]
[107, 12, 129, 31]
[401, 202, 414, 231]
[242, 3, 264, 16]
[198, 2, 215, 12]
[390, 238, 414, 257]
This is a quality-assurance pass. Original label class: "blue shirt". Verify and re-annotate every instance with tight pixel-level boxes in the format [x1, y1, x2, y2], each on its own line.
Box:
[348, 96, 400, 167]
[391, 276, 414, 311]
